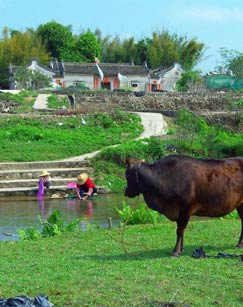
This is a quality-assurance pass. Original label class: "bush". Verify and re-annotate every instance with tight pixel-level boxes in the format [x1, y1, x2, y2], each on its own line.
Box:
[117, 202, 165, 225]
[18, 210, 82, 240]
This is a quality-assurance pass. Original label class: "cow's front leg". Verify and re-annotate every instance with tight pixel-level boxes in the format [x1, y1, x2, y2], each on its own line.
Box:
[172, 215, 190, 257]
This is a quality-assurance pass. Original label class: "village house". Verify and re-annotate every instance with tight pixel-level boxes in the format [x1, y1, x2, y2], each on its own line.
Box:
[9, 59, 184, 92]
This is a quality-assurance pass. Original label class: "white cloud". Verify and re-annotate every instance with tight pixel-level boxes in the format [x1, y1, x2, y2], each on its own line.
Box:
[179, 7, 243, 22]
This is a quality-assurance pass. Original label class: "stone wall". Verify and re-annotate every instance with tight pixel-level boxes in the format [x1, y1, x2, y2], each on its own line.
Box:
[75, 91, 235, 113]
[75, 91, 243, 131]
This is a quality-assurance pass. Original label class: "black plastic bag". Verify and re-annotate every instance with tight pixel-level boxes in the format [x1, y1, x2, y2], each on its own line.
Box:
[33, 294, 53, 307]
[6, 296, 33, 307]
[192, 247, 206, 258]
[0, 294, 54, 307]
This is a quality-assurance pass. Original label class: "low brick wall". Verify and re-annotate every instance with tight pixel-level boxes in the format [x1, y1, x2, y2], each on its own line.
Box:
[75, 91, 243, 131]
[75, 91, 236, 113]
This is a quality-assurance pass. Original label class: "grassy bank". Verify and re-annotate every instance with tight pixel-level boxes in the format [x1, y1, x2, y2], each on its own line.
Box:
[0, 219, 242, 306]
[0, 110, 143, 162]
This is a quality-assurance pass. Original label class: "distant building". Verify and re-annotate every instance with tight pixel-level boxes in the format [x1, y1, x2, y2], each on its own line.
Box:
[149, 63, 184, 92]
[9, 59, 184, 92]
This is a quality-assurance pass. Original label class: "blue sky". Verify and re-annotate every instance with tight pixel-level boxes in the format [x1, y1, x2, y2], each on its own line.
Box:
[1, 0, 243, 73]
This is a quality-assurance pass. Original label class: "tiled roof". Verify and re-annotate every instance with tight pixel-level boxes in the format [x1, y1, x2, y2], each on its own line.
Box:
[63, 62, 148, 76]
[150, 63, 183, 78]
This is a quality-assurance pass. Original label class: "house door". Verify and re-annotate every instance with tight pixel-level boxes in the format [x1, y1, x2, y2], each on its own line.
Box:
[101, 82, 111, 90]
[151, 84, 158, 91]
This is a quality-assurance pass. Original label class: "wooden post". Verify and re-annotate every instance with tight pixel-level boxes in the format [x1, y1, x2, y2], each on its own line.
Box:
[107, 217, 112, 228]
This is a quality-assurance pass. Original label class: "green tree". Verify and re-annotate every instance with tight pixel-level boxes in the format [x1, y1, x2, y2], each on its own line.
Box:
[14, 67, 52, 89]
[37, 21, 74, 60]
[121, 37, 136, 63]
[134, 38, 151, 65]
[76, 30, 101, 62]
[175, 70, 202, 92]
[216, 47, 242, 76]
[0, 27, 50, 88]
[147, 30, 204, 70]
[179, 40, 205, 70]
[100, 34, 124, 63]
[147, 32, 163, 68]
[228, 55, 243, 78]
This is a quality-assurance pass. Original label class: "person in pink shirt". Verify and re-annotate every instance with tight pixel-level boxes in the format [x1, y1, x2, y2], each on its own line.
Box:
[76, 173, 97, 200]
[37, 170, 51, 198]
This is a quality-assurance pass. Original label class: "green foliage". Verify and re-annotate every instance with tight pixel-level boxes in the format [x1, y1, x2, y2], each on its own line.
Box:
[18, 210, 81, 240]
[146, 30, 205, 69]
[147, 31, 178, 68]
[41, 210, 81, 237]
[99, 28, 204, 69]
[176, 70, 202, 92]
[117, 202, 165, 225]
[37, 21, 74, 60]
[47, 95, 69, 108]
[76, 30, 101, 62]
[94, 137, 166, 166]
[174, 108, 243, 158]
[229, 55, 243, 78]
[216, 47, 242, 75]
[15, 67, 52, 89]
[18, 226, 41, 240]
[0, 110, 143, 161]
[0, 27, 50, 87]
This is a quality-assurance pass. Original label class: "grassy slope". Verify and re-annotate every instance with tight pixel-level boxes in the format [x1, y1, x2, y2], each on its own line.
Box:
[0, 219, 242, 307]
[0, 112, 143, 162]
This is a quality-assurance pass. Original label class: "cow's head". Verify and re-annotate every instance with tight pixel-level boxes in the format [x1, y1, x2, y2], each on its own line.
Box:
[124, 157, 143, 198]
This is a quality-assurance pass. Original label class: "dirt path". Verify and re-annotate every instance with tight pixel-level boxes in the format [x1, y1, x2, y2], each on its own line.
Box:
[31, 94, 168, 161]
[61, 112, 167, 161]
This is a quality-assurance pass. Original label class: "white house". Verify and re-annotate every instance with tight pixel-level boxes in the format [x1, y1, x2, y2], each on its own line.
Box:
[9, 60, 183, 92]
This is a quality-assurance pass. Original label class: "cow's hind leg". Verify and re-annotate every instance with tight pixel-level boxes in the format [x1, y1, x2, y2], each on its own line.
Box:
[172, 214, 190, 257]
[236, 203, 243, 248]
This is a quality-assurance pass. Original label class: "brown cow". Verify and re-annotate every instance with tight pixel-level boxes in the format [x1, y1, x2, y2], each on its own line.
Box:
[124, 154, 243, 256]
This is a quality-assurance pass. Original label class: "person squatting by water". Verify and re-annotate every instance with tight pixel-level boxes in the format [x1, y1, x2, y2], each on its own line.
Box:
[76, 173, 97, 200]
[37, 170, 51, 198]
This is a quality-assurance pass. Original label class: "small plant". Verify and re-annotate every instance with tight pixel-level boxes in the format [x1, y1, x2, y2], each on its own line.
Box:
[18, 210, 82, 240]
[18, 226, 41, 240]
[117, 202, 165, 225]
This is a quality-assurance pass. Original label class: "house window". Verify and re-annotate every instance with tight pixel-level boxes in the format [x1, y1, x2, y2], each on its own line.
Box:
[131, 81, 139, 89]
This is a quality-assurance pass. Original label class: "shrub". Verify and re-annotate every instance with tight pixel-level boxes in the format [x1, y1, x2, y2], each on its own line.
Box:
[117, 202, 165, 225]
[18, 210, 82, 240]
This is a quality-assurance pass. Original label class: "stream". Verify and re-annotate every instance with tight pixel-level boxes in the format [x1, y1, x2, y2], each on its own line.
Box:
[0, 193, 135, 241]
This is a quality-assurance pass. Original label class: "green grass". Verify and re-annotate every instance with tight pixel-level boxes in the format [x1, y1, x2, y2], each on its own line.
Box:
[0, 111, 143, 162]
[0, 219, 242, 306]
[0, 90, 37, 113]
[47, 94, 69, 109]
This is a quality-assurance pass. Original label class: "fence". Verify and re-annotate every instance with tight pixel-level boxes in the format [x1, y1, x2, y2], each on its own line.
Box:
[205, 75, 243, 90]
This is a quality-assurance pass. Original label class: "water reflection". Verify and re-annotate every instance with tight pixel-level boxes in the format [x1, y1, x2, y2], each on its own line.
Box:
[0, 194, 135, 241]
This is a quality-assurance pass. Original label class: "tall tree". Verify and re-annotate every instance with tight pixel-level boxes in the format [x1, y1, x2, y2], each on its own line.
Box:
[37, 21, 74, 60]
[76, 30, 101, 62]
[121, 37, 136, 63]
[147, 30, 204, 70]
[134, 38, 151, 65]
[0, 27, 50, 88]
[100, 34, 124, 63]
[216, 47, 243, 77]
[179, 39, 205, 70]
